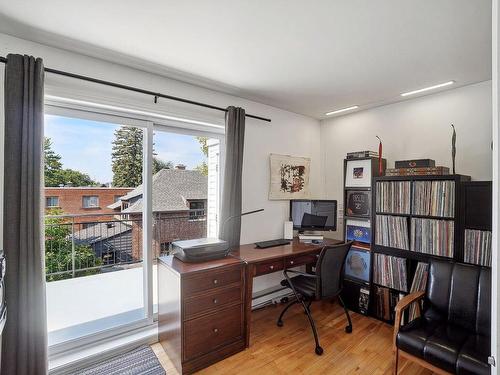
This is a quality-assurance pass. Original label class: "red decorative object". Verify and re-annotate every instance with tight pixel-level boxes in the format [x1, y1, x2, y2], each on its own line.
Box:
[376, 136, 383, 176]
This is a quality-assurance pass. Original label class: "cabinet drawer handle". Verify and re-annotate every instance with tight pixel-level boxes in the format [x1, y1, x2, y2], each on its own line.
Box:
[213, 279, 218, 285]
[269, 265, 274, 270]
[213, 299, 218, 304]
[213, 328, 218, 333]
[290, 260, 294, 265]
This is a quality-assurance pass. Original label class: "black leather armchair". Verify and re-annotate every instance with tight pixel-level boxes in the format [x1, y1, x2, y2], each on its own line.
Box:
[393, 260, 491, 375]
[277, 242, 353, 355]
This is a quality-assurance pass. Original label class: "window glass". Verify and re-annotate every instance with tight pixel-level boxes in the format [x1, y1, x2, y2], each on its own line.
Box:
[82, 195, 99, 208]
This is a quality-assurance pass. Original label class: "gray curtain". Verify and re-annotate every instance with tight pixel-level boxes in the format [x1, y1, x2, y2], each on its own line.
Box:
[2, 54, 47, 374]
[219, 106, 246, 248]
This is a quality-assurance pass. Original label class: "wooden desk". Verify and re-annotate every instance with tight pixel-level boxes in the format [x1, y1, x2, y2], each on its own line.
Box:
[231, 237, 342, 347]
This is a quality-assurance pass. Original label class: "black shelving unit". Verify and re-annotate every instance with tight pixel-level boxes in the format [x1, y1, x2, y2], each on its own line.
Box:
[340, 157, 386, 315]
[369, 174, 471, 324]
[461, 181, 492, 266]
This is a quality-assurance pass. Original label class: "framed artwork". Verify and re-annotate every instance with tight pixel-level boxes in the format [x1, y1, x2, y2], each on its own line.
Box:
[344, 246, 371, 283]
[345, 159, 372, 188]
[346, 190, 371, 217]
[269, 154, 311, 200]
[345, 219, 371, 244]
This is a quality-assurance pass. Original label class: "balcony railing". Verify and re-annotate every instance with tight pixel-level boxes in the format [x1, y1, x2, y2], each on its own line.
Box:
[44, 210, 207, 281]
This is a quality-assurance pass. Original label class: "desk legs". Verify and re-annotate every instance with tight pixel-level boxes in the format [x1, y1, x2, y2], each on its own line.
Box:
[244, 264, 255, 348]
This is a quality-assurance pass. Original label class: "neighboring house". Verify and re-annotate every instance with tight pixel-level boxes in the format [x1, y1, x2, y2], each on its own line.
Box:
[45, 187, 133, 229]
[112, 166, 209, 260]
[72, 221, 134, 265]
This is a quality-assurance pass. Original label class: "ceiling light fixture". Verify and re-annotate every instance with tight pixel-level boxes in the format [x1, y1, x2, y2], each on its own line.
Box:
[400, 81, 455, 97]
[325, 106, 359, 116]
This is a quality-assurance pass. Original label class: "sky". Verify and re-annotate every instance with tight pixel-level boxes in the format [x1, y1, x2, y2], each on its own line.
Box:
[44, 115, 207, 184]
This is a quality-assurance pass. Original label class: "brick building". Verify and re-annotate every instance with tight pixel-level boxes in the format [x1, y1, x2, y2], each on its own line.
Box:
[114, 167, 208, 260]
[44, 187, 133, 227]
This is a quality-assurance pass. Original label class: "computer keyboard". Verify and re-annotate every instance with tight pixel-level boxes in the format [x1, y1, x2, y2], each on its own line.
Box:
[255, 239, 291, 249]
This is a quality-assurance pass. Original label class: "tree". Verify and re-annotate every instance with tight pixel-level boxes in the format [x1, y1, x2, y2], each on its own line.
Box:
[44, 138, 63, 186]
[44, 137, 99, 187]
[111, 127, 144, 187]
[153, 158, 173, 174]
[111, 127, 174, 186]
[44, 208, 102, 281]
[195, 136, 209, 176]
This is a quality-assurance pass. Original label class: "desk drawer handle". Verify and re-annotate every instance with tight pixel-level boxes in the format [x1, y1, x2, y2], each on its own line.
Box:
[269, 265, 274, 270]
[213, 299, 218, 304]
[213, 328, 218, 333]
[213, 279, 218, 285]
[289, 260, 294, 265]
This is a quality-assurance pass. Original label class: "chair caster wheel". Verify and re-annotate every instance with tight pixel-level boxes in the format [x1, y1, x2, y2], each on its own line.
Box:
[315, 346, 324, 355]
[277, 320, 283, 327]
[345, 326, 352, 333]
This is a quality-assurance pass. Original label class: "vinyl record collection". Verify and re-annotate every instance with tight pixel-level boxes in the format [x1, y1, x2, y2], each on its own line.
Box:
[412, 181, 455, 217]
[373, 253, 408, 292]
[376, 181, 411, 214]
[375, 215, 409, 250]
[408, 262, 429, 321]
[373, 285, 405, 322]
[464, 229, 492, 267]
[410, 218, 454, 257]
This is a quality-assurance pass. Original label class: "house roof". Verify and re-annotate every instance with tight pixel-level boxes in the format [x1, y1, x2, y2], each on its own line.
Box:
[117, 169, 207, 214]
[72, 221, 132, 244]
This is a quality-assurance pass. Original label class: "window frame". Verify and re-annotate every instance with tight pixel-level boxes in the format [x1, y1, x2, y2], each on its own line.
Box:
[44, 100, 225, 359]
[82, 195, 100, 208]
[46, 196, 60, 208]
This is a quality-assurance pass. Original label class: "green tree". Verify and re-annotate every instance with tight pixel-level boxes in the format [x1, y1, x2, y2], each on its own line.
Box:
[195, 136, 209, 176]
[111, 127, 144, 187]
[44, 208, 102, 281]
[44, 137, 63, 186]
[153, 158, 173, 174]
[111, 127, 173, 186]
[44, 137, 99, 187]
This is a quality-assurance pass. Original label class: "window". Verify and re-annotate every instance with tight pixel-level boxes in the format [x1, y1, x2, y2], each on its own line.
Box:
[82, 195, 99, 208]
[189, 200, 206, 220]
[46, 196, 59, 208]
[114, 195, 122, 203]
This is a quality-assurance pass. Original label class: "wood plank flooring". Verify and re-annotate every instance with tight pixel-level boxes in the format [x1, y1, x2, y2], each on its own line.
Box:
[152, 300, 435, 374]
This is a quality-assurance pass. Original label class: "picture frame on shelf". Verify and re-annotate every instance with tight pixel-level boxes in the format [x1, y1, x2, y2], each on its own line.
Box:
[345, 219, 371, 243]
[345, 159, 372, 188]
[344, 246, 371, 283]
[346, 190, 371, 217]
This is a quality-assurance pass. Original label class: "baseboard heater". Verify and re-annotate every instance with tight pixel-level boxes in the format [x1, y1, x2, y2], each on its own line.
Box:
[251, 286, 294, 310]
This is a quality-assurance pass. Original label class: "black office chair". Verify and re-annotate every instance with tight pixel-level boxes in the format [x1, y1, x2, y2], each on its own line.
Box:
[277, 241, 353, 355]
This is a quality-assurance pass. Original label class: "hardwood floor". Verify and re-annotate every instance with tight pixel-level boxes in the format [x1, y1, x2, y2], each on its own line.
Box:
[152, 300, 435, 374]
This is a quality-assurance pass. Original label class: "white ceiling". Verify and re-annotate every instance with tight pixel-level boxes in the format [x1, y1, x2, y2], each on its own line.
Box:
[0, 0, 492, 119]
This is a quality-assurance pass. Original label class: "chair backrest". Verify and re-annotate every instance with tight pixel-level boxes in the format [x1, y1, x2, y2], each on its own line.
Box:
[425, 260, 491, 336]
[315, 241, 353, 299]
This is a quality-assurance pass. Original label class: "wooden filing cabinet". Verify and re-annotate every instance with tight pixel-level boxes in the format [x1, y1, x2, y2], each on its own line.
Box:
[158, 255, 246, 374]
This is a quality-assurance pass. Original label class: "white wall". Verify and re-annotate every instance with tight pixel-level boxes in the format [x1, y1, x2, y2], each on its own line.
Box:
[321, 81, 492, 240]
[0, 33, 322, 293]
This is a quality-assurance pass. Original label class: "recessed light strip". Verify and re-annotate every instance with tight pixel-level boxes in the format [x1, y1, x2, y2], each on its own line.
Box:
[325, 105, 359, 116]
[400, 81, 454, 97]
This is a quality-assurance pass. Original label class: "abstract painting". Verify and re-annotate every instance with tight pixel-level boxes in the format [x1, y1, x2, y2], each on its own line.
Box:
[269, 154, 310, 200]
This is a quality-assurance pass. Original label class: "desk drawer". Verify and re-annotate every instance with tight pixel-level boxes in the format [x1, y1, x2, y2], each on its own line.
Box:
[184, 304, 243, 360]
[184, 286, 242, 319]
[285, 254, 318, 268]
[183, 266, 242, 295]
[255, 259, 284, 276]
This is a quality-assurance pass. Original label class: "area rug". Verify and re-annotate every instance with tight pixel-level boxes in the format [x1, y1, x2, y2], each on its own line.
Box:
[73, 345, 166, 375]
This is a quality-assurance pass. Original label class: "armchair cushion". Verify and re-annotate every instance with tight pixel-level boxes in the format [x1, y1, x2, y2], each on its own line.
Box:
[423, 324, 469, 373]
[456, 335, 490, 375]
[396, 317, 440, 358]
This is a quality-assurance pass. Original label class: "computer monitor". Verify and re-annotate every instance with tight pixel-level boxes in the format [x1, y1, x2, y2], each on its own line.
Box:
[289, 200, 337, 231]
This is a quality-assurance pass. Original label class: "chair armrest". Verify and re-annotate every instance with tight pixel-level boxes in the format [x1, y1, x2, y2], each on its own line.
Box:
[393, 291, 425, 350]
